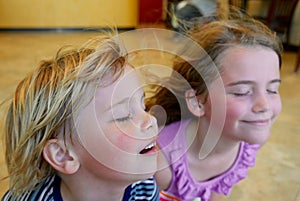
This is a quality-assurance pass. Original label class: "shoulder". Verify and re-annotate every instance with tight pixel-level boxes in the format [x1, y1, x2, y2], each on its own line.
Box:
[1, 175, 63, 201]
[123, 177, 159, 201]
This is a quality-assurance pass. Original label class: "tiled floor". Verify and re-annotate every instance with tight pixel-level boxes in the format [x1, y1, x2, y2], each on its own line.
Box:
[0, 28, 299, 200]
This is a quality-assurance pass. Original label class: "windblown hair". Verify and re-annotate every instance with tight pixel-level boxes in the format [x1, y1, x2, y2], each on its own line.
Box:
[4, 33, 127, 195]
[146, 14, 283, 126]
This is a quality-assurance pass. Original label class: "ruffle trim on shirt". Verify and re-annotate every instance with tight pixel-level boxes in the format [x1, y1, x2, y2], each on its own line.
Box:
[170, 142, 260, 201]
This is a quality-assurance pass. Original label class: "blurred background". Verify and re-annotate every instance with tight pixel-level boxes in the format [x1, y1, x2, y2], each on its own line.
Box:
[0, 0, 299, 200]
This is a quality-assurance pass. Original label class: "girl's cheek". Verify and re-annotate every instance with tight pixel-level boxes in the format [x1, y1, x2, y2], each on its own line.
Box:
[225, 99, 248, 119]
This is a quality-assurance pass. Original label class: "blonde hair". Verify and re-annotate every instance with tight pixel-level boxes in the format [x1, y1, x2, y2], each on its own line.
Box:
[146, 15, 282, 125]
[4, 33, 127, 195]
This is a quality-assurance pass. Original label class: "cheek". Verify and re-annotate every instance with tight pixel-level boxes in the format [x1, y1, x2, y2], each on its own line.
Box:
[225, 99, 247, 122]
[271, 97, 282, 118]
[103, 124, 138, 153]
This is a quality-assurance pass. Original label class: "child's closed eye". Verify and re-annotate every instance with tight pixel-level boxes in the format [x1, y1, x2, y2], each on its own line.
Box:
[232, 91, 251, 96]
[116, 114, 133, 122]
[267, 89, 278, 94]
[267, 80, 281, 94]
[226, 84, 252, 97]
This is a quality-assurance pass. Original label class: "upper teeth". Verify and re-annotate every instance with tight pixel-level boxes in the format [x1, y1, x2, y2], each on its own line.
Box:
[145, 142, 156, 150]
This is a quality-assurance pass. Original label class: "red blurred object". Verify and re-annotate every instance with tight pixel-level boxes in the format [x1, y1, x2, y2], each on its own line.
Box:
[139, 0, 163, 23]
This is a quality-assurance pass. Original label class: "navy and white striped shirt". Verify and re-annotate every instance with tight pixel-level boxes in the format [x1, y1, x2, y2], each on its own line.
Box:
[2, 176, 62, 201]
[2, 175, 159, 201]
[123, 177, 159, 201]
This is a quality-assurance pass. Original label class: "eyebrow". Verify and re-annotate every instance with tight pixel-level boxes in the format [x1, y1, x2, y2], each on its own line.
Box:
[270, 79, 282, 84]
[226, 79, 281, 86]
[106, 91, 145, 111]
[107, 98, 130, 111]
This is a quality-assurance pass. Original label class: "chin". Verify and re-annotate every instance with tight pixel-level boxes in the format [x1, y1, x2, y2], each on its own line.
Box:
[245, 133, 270, 145]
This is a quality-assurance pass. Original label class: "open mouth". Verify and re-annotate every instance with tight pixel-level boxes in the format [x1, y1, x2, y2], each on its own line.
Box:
[139, 142, 157, 154]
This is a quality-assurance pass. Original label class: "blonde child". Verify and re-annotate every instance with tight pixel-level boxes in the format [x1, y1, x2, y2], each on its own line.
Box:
[146, 16, 283, 201]
[1, 32, 159, 201]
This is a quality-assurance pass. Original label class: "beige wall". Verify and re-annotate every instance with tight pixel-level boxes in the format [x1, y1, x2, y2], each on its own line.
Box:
[0, 0, 138, 28]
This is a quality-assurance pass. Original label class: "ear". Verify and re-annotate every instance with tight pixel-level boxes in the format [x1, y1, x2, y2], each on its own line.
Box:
[185, 89, 205, 117]
[43, 139, 80, 174]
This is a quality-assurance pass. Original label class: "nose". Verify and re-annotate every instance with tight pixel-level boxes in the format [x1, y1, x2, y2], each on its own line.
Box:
[138, 111, 158, 132]
[252, 93, 270, 113]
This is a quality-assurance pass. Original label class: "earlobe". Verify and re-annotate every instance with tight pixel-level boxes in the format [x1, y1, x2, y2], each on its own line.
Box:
[43, 139, 80, 174]
[185, 89, 205, 117]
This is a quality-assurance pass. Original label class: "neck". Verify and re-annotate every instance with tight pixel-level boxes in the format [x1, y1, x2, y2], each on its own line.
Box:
[187, 118, 240, 159]
[60, 173, 128, 201]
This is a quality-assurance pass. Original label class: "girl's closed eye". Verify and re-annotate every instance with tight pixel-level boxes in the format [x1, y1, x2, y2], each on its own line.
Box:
[227, 86, 252, 97]
[267, 79, 281, 94]
[267, 89, 278, 94]
[115, 113, 133, 122]
[267, 84, 280, 94]
[232, 91, 251, 96]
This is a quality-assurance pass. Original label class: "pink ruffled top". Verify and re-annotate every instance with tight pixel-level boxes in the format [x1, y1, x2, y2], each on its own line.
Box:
[158, 119, 260, 201]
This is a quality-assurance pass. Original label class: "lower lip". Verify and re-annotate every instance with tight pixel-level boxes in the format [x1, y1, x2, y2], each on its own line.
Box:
[242, 120, 270, 126]
[140, 145, 159, 155]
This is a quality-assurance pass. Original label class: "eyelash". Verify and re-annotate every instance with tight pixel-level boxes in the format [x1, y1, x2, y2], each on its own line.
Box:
[267, 89, 278, 94]
[232, 91, 250, 96]
[116, 114, 133, 122]
[232, 89, 278, 97]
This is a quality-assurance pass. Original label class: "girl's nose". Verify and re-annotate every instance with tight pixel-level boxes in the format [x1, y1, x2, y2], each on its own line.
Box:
[252, 93, 270, 113]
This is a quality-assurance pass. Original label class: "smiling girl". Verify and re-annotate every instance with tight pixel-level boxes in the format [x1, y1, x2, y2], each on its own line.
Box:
[146, 15, 283, 201]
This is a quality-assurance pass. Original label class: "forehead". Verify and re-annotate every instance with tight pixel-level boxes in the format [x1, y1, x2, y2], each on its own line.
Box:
[220, 46, 280, 82]
[110, 65, 142, 98]
[94, 64, 142, 104]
